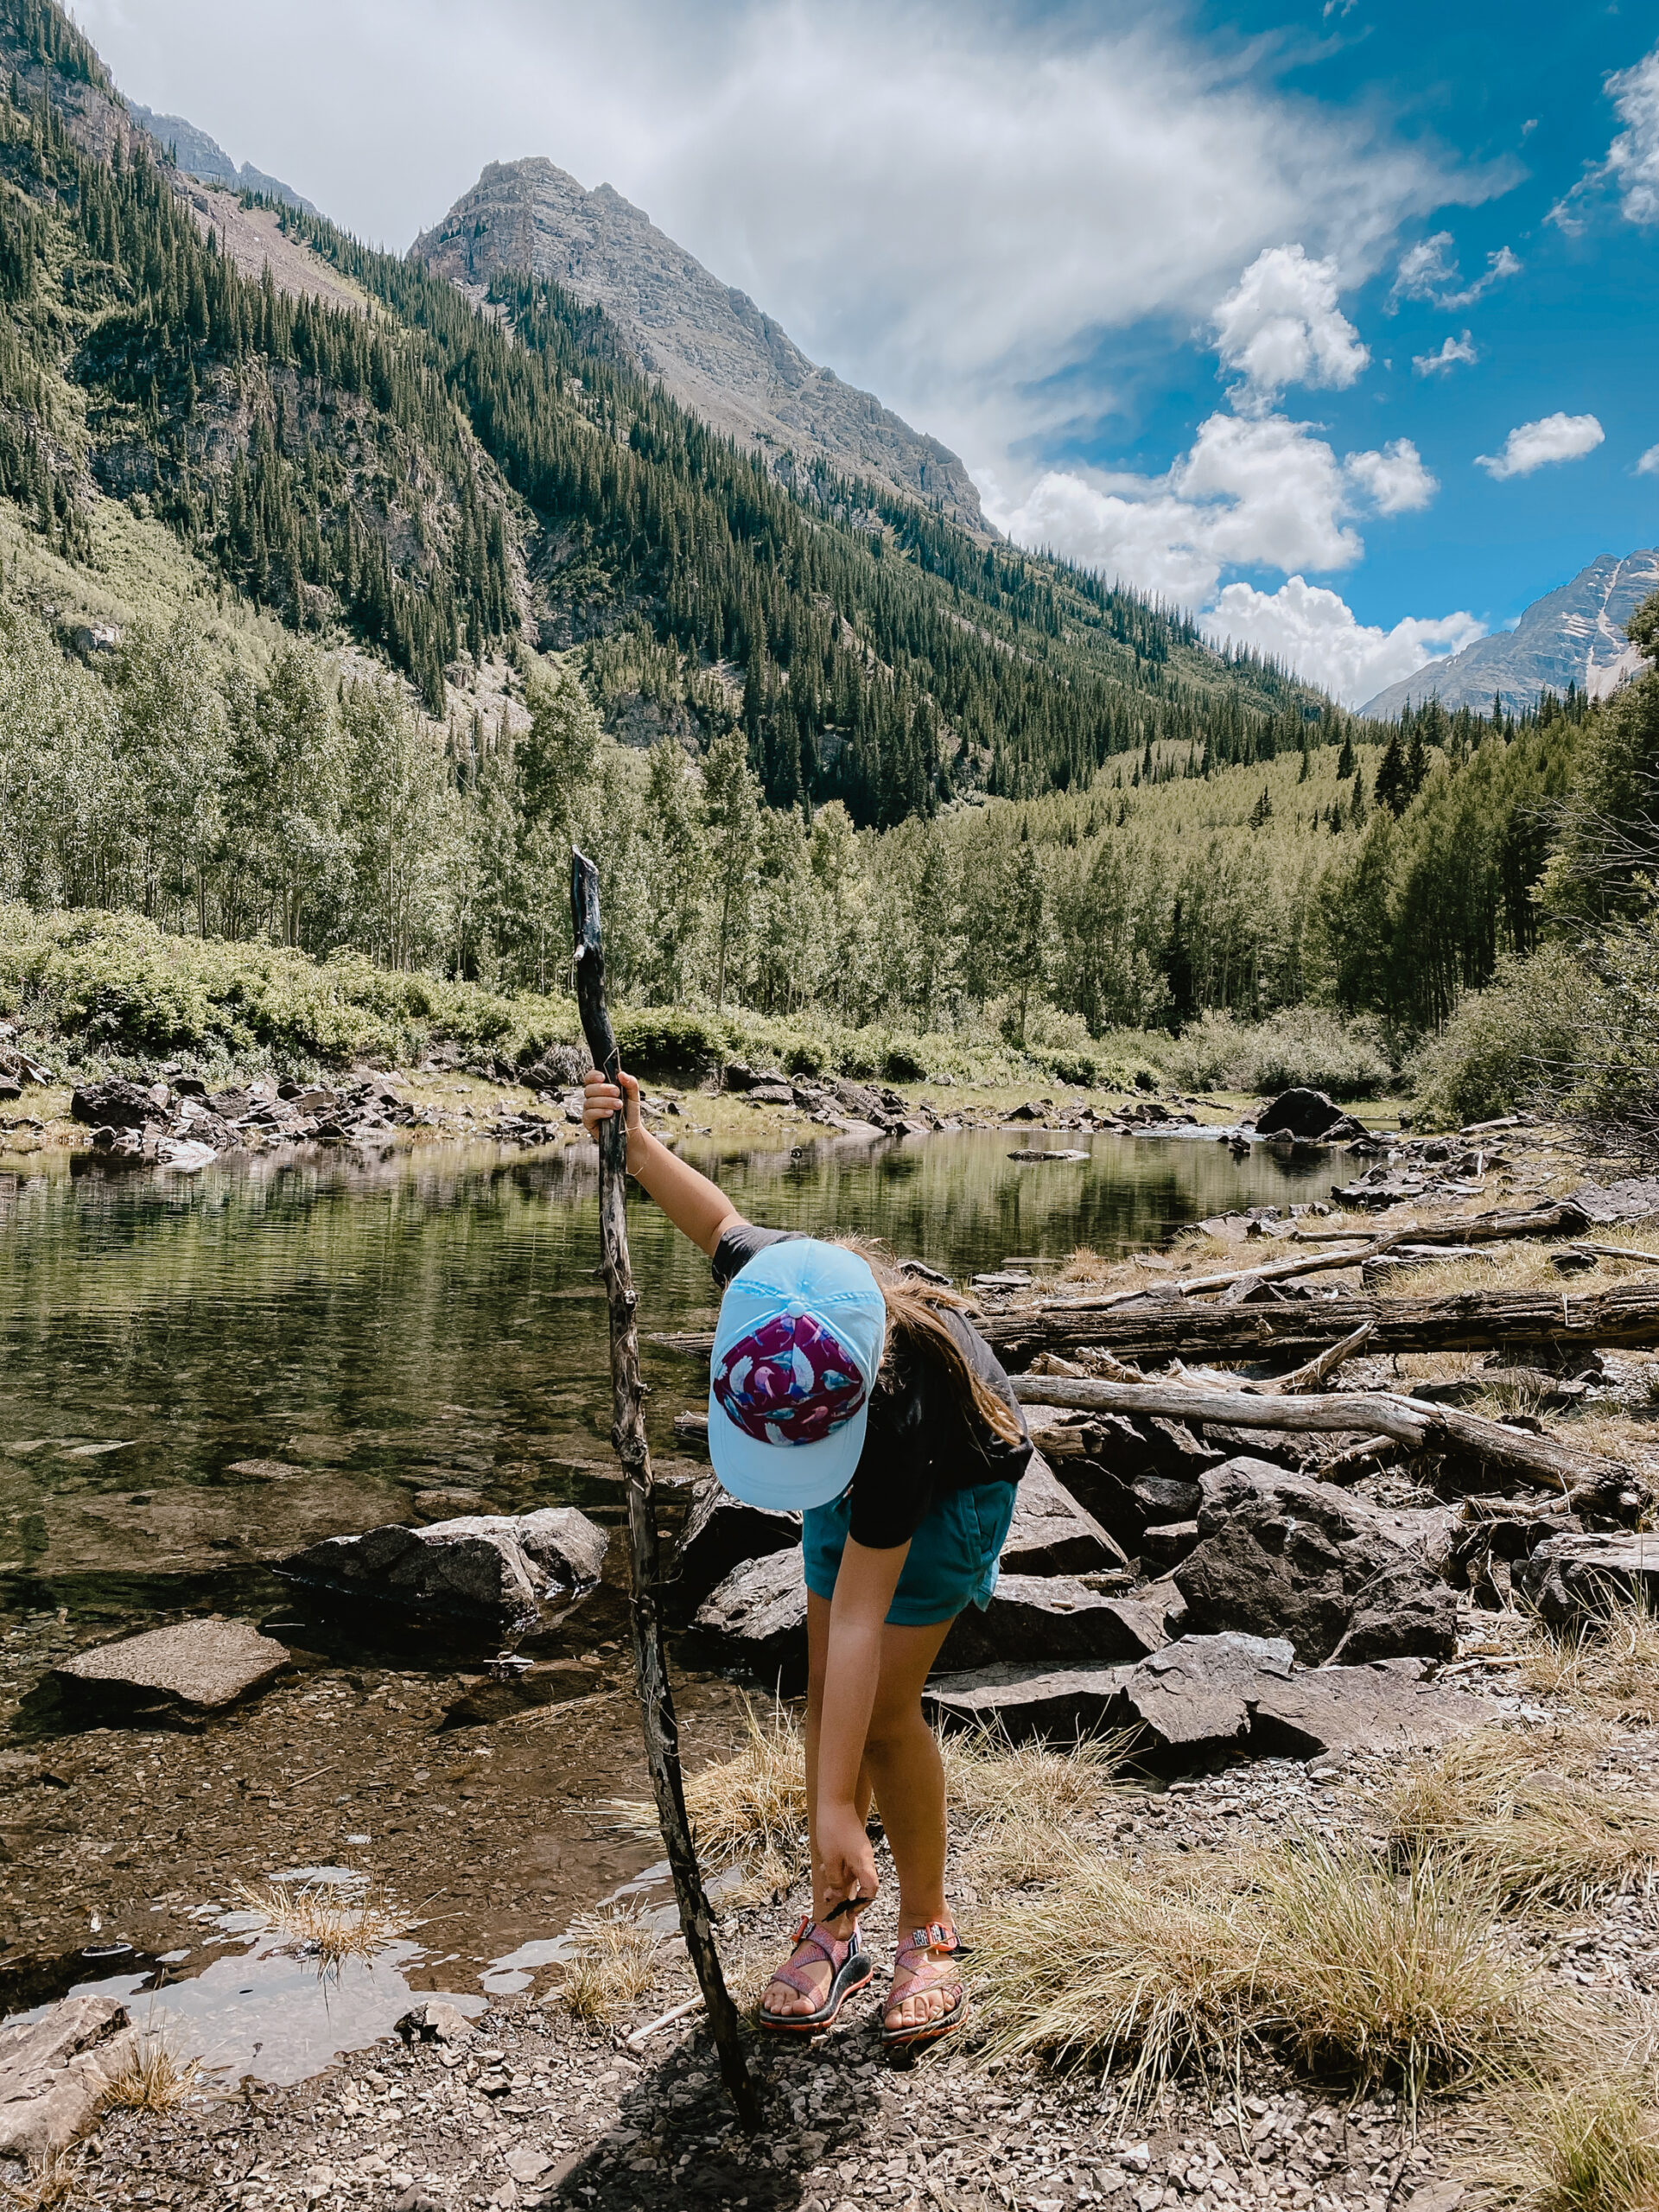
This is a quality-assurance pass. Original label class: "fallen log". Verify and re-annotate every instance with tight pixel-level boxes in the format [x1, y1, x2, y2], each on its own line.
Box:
[1290, 1200, 1589, 1247]
[1007, 1375, 1646, 1519]
[655, 1281, 1659, 1368]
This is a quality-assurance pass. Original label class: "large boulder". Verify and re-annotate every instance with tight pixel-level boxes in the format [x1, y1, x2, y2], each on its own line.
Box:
[1516, 1532, 1659, 1627]
[999, 1452, 1128, 1576]
[692, 1547, 808, 1687]
[937, 1576, 1167, 1671]
[924, 1636, 1496, 1758]
[69, 1078, 167, 1130]
[277, 1506, 607, 1632]
[0, 1996, 138, 2158]
[671, 1477, 800, 1614]
[1255, 1088, 1346, 1140]
[51, 1618, 289, 1726]
[1173, 1459, 1456, 1664]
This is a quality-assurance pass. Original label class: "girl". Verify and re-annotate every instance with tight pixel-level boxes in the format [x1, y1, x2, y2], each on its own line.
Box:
[582, 1067, 1031, 2049]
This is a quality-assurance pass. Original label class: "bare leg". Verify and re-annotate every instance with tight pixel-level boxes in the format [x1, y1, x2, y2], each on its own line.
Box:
[763, 1596, 957, 2021]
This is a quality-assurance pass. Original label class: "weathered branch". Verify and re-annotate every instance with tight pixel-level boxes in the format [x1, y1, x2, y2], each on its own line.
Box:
[1289, 1200, 1590, 1247]
[570, 848, 760, 2129]
[1007, 1373, 1646, 1517]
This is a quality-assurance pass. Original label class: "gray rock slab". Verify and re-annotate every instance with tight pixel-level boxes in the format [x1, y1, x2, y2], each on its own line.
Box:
[1517, 1532, 1659, 1626]
[0, 1995, 138, 2158]
[397, 1999, 476, 2045]
[1121, 1632, 1295, 1751]
[1250, 1661, 1498, 1758]
[52, 1617, 289, 1724]
[938, 1573, 1168, 1671]
[923, 1662, 1134, 1741]
[693, 1546, 807, 1686]
[671, 1476, 800, 1613]
[1000, 1451, 1128, 1577]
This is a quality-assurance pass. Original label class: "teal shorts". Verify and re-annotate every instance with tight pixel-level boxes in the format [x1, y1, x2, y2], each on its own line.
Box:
[802, 1478, 1019, 1628]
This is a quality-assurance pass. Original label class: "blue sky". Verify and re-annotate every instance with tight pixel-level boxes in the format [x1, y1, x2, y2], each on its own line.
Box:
[74, 0, 1659, 702]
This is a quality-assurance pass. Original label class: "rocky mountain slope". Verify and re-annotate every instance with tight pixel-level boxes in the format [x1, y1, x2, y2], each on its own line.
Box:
[129, 101, 315, 214]
[1362, 549, 1659, 717]
[412, 157, 988, 536]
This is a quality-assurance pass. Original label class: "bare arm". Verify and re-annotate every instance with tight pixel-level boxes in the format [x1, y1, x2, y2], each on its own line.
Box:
[582, 1069, 741, 1255]
[814, 1537, 908, 1912]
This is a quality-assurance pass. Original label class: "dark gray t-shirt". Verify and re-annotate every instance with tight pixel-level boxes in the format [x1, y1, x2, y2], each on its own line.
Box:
[711, 1223, 1031, 1549]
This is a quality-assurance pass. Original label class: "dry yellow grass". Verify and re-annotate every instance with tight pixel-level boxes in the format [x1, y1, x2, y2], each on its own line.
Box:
[0, 2148, 82, 2211]
[99, 2033, 203, 2114]
[1497, 2073, 1659, 2212]
[1521, 1599, 1659, 1719]
[556, 1906, 662, 2024]
[235, 1878, 403, 1971]
[973, 1832, 1529, 2113]
[676, 1700, 808, 1871]
[1388, 1729, 1659, 1911]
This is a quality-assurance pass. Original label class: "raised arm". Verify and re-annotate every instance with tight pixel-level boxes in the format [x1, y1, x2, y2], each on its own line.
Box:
[582, 1069, 741, 1255]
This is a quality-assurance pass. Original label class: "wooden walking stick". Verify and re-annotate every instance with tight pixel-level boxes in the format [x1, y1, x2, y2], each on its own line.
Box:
[569, 847, 762, 2129]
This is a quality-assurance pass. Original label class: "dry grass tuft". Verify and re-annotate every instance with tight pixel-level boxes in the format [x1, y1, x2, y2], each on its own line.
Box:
[677, 1700, 809, 1872]
[99, 2033, 202, 2113]
[1497, 2073, 1659, 2212]
[973, 1832, 1529, 2112]
[556, 1906, 662, 2024]
[1260, 1839, 1526, 2112]
[1388, 1730, 1659, 1911]
[1522, 1597, 1659, 1719]
[0, 2148, 83, 2211]
[235, 1877, 403, 1971]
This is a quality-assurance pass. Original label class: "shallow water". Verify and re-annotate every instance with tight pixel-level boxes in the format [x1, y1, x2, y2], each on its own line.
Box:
[0, 1124, 1340, 2069]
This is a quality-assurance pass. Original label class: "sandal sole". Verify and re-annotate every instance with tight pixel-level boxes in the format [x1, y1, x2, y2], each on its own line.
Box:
[759, 1953, 874, 2035]
[880, 1993, 968, 2049]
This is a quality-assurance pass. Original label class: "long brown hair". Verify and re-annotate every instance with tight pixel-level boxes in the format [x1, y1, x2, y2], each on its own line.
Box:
[835, 1236, 1025, 1447]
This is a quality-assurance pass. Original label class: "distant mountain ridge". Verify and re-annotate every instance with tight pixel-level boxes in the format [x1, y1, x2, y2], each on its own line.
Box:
[1362, 550, 1659, 718]
[130, 100, 315, 216]
[411, 156, 988, 537]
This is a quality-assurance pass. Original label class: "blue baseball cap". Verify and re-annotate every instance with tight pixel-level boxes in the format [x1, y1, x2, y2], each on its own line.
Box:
[708, 1238, 887, 1511]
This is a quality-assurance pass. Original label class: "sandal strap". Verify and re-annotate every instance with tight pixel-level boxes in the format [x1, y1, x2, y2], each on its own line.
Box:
[766, 1916, 856, 2003]
[895, 1921, 959, 1965]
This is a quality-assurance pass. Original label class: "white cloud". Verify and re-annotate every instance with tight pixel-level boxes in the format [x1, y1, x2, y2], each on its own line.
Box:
[1551, 41, 1659, 231]
[71, 0, 1508, 483]
[993, 416, 1434, 607]
[1413, 331, 1478, 377]
[1209, 577, 1484, 707]
[1441, 244, 1521, 308]
[1477, 412, 1605, 480]
[1637, 444, 1659, 476]
[1390, 233, 1519, 309]
[1343, 439, 1438, 513]
[1213, 245, 1369, 409]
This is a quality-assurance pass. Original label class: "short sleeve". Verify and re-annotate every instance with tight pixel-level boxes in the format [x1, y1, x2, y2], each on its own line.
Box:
[710, 1222, 801, 1288]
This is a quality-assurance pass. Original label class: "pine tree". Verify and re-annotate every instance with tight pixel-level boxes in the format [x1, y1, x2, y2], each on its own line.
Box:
[1249, 785, 1273, 829]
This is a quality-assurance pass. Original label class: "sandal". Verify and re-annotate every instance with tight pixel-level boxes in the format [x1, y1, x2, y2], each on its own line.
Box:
[880, 1921, 971, 2049]
[757, 1912, 873, 2034]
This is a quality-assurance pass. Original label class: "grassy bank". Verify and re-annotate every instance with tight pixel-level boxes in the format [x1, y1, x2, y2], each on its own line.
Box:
[0, 902, 1171, 1091]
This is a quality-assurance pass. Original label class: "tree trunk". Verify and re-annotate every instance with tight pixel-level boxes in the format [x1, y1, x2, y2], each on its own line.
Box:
[569, 848, 760, 2131]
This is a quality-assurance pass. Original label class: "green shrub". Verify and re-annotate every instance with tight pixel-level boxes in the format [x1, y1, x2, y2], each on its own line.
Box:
[1408, 944, 1589, 1129]
[1166, 1007, 1395, 1099]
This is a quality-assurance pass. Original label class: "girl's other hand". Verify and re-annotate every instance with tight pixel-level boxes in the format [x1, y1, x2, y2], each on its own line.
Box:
[816, 1799, 879, 1923]
[582, 1066, 642, 1141]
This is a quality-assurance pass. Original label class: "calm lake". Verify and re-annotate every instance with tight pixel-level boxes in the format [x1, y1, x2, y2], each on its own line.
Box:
[1, 1125, 1343, 1601]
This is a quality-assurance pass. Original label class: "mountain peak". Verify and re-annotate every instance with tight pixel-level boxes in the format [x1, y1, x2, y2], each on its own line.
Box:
[411, 156, 988, 536]
[1360, 550, 1659, 718]
[129, 102, 316, 217]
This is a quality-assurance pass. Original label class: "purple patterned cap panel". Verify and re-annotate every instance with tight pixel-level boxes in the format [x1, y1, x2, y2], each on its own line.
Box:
[711, 1311, 869, 1447]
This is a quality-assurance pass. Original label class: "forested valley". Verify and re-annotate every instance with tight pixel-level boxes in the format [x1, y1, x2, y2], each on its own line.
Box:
[2, 0, 1656, 1138]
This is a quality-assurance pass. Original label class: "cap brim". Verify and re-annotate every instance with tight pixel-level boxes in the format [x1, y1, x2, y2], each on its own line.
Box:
[706, 1387, 868, 1513]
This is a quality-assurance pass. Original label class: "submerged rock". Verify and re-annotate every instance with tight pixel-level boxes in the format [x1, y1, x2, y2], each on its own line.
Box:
[51, 1617, 290, 1726]
[278, 1507, 607, 1631]
[0, 1994, 138, 2158]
